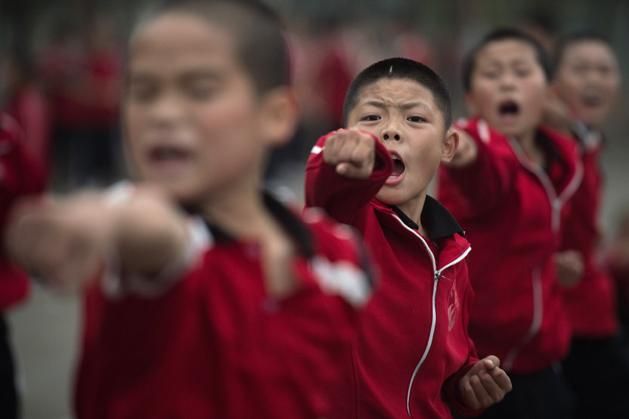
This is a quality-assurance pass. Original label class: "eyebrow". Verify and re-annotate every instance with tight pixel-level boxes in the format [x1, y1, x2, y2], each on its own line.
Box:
[128, 69, 222, 83]
[362, 100, 431, 112]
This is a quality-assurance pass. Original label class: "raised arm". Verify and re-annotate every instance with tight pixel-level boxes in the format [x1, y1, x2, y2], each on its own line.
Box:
[439, 118, 519, 218]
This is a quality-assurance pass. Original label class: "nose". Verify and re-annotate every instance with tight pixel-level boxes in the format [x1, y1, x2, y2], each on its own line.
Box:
[149, 91, 185, 126]
[498, 73, 517, 92]
[382, 129, 401, 142]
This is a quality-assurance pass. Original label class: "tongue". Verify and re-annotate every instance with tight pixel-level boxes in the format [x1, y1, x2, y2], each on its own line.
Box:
[391, 160, 404, 176]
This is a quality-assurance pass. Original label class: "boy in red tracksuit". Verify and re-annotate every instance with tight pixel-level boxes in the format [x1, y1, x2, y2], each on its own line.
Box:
[551, 32, 629, 419]
[0, 114, 47, 419]
[306, 57, 511, 419]
[438, 28, 582, 419]
[5, 2, 375, 418]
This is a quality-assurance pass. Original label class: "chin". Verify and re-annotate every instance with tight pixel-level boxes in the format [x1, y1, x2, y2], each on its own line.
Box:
[376, 188, 411, 207]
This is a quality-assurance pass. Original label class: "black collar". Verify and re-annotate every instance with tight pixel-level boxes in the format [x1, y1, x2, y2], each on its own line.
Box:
[535, 130, 566, 172]
[185, 192, 315, 259]
[392, 195, 464, 241]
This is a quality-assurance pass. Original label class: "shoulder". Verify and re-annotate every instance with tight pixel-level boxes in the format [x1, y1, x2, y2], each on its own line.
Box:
[301, 207, 375, 308]
[540, 126, 581, 160]
[456, 117, 518, 161]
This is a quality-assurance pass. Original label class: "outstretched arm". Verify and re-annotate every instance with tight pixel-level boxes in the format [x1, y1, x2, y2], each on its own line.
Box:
[305, 129, 392, 226]
[4, 187, 190, 291]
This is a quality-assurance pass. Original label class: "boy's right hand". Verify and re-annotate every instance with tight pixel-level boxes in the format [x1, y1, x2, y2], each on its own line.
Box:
[323, 129, 376, 179]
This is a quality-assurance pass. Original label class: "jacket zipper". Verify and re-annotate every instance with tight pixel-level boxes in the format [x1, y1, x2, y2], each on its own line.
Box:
[391, 215, 472, 417]
[502, 138, 583, 369]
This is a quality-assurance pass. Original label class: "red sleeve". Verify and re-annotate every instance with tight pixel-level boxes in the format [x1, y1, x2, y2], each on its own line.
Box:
[438, 118, 518, 218]
[442, 361, 482, 418]
[304, 132, 393, 226]
[14, 88, 51, 167]
[0, 114, 46, 310]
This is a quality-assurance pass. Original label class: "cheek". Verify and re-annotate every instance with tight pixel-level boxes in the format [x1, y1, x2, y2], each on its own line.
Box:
[411, 138, 442, 174]
[122, 107, 145, 169]
[523, 81, 548, 111]
[195, 106, 261, 174]
[469, 84, 496, 114]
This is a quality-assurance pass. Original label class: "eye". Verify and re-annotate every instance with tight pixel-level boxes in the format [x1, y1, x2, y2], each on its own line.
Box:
[407, 115, 426, 123]
[127, 81, 159, 103]
[184, 81, 218, 101]
[479, 69, 499, 79]
[514, 67, 532, 78]
[360, 114, 381, 122]
[597, 65, 612, 76]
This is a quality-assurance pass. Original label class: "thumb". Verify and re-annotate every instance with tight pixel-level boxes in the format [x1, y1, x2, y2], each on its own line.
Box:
[468, 355, 500, 375]
[483, 355, 500, 370]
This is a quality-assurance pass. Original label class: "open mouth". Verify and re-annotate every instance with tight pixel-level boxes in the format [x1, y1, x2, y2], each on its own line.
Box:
[581, 93, 603, 108]
[146, 144, 193, 173]
[391, 154, 406, 176]
[385, 151, 406, 186]
[498, 100, 520, 116]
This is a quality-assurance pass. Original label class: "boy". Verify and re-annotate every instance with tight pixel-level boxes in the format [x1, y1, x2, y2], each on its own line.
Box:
[5, 2, 374, 418]
[552, 32, 629, 419]
[438, 28, 583, 419]
[0, 114, 47, 419]
[305, 57, 511, 419]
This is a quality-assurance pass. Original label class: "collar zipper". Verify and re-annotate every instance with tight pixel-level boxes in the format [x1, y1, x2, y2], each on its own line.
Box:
[391, 214, 471, 416]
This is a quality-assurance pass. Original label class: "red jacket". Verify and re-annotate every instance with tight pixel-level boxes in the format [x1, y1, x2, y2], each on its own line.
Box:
[75, 190, 373, 419]
[560, 126, 618, 337]
[305, 133, 478, 419]
[438, 118, 582, 374]
[0, 114, 47, 310]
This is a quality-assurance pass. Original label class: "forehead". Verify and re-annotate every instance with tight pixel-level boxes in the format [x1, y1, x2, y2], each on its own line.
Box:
[129, 13, 237, 72]
[355, 78, 437, 107]
[562, 40, 617, 64]
[476, 39, 539, 65]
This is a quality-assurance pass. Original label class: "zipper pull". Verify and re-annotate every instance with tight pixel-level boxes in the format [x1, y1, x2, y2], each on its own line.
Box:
[434, 271, 441, 281]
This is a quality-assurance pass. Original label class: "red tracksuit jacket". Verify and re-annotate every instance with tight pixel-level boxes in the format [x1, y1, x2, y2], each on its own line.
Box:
[438, 117, 582, 374]
[0, 114, 47, 310]
[75, 189, 373, 419]
[561, 125, 618, 337]
[305, 133, 478, 419]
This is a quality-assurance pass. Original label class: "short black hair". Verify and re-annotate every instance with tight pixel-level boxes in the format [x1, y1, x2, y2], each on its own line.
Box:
[462, 27, 552, 92]
[554, 31, 614, 68]
[133, 0, 290, 95]
[343, 57, 452, 128]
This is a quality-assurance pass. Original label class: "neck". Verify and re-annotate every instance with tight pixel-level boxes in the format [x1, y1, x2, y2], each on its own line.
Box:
[397, 191, 428, 236]
[514, 129, 544, 166]
[200, 173, 271, 241]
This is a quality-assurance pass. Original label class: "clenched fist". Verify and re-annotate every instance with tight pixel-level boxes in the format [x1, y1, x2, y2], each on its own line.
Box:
[323, 129, 376, 179]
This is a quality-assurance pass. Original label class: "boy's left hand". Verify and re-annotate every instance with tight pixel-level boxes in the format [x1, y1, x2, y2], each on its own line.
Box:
[459, 355, 512, 410]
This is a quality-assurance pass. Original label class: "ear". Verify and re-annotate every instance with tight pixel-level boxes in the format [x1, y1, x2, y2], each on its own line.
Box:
[258, 87, 299, 147]
[441, 126, 459, 163]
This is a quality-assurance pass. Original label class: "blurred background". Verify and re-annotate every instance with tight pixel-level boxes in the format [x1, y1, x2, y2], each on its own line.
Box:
[1, 0, 628, 418]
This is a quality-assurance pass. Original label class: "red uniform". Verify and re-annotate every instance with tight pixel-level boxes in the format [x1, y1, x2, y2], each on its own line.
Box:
[561, 126, 618, 337]
[438, 117, 582, 373]
[0, 114, 47, 310]
[305, 133, 478, 419]
[75, 188, 373, 419]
